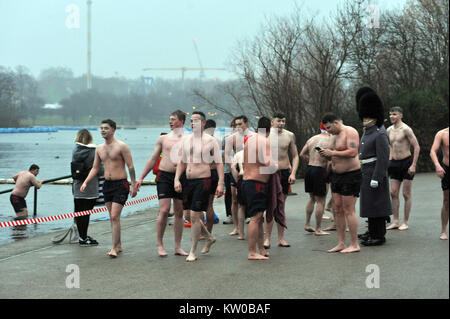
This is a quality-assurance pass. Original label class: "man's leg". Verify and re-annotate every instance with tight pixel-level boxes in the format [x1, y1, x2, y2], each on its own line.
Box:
[187, 210, 202, 262]
[237, 204, 246, 240]
[399, 180, 412, 230]
[340, 195, 360, 253]
[15, 208, 28, 220]
[441, 190, 449, 240]
[328, 193, 346, 253]
[305, 194, 315, 232]
[173, 199, 188, 255]
[156, 198, 171, 256]
[229, 186, 239, 235]
[264, 218, 273, 248]
[224, 173, 232, 221]
[107, 202, 123, 257]
[314, 195, 329, 236]
[206, 195, 215, 233]
[387, 179, 401, 229]
[248, 212, 268, 260]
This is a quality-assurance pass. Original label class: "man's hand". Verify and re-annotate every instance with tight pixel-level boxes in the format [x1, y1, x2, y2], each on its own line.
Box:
[288, 173, 296, 184]
[80, 183, 87, 192]
[435, 165, 445, 179]
[407, 164, 416, 176]
[130, 184, 137, 198]
[215, 184, 224, 198]
[319, 149, 333, 158]
[174, 180, 182, 193]
[135, 179, 143, 192]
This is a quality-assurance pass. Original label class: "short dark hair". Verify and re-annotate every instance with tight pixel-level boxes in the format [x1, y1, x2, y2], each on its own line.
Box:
[29, 164, 39, 171]
[192, 111, 206, 121]
[321, 113, 340, 124]
[390, 106, 403, 114]
[257, 117, 271, 132]
[205, 119, 216, 130]
[101, 119, 116, 130]
[235, 115, 248, 123]
[272, 112, 286, 119]
[171, 109, 186, 123]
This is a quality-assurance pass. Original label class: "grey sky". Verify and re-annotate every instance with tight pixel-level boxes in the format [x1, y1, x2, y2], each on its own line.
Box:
[0, 0, 406, 81]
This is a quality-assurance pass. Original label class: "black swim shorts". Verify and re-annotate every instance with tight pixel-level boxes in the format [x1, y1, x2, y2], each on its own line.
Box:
[156, 170, 183, 200]
[330, 169, 362, 197]
[103, 179, 129, 206]
[304, 165, 327, 197]
[209, 169, 219, 195]
[10, 194, 27, 213]
[279, 169, 291, 195]
[236, 175, 246, 206]
[442, 164, 449, 191]
[241, 180, 268, 217]
[182, 177, 212, 212]
[388, 156, 415, 181]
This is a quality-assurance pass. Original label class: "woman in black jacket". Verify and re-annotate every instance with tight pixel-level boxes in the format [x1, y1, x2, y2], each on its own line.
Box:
[72, 129, 102, 246]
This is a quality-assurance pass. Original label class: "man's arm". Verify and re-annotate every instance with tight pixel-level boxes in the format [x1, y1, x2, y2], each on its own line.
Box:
[30, 174, 43, 189]
[81, 149, 101, 192]
[320, 129, 359, 158]
[288, 133, 299, 184]
[12, 173, 19, 182]
[224, 134, 235, 167]
[136, 136, 163, 190]
[405, 127, 420, 175]
[299, 140, 310, 164]
[430, 130, 444, 178]
[121, 144, 137, 197]
[213, 137, 224, 197]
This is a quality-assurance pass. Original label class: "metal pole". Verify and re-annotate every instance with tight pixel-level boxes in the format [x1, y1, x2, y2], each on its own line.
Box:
[33, 187, 37, 217]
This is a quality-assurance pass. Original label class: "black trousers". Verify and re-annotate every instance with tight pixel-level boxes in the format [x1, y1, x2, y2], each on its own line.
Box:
[224, 173, 232, 217]
[74, 198, 96, 240]
[368, 217, 387, 240]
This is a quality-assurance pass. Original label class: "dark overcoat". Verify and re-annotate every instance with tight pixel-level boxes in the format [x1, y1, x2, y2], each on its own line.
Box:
[359, 125, 392, 218]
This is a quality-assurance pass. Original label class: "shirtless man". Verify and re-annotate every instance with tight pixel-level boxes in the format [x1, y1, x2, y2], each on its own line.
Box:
[174, 111, 224, 262]
[300, 125, 332, 236]
[136, 110, 188, 257]
[224, 115, 254, 235]
[231, 149, 246, 240]
[264, 113, 299, 248]
[204, 119, 222, 234]
[10, 164, 42, 219]
[81, 119, 137, 258]
[430, 127, 449, 240]
[319, 113, 362, 254]
[386, 106, 420, 231]
[243, 117, 277, 260]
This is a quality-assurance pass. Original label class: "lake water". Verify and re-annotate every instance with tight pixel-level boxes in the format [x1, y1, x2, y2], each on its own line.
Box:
[0, 127, 228, 245]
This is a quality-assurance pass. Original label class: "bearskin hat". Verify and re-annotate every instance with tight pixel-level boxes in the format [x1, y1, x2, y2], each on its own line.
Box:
[357, 88, 384, 127]
[355, 86, 375, 114]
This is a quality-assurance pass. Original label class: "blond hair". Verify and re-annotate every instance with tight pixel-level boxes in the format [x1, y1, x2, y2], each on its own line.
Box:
[74, 129, 93, 145]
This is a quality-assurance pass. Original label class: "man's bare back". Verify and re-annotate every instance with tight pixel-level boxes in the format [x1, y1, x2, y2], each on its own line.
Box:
[243, 134, 274, 183]
[12, 171, 41, 198]
[303, 134, 332, 168]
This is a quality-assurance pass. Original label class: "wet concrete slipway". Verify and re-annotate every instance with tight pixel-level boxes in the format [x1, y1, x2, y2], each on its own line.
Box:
[0, 173, 448, 300]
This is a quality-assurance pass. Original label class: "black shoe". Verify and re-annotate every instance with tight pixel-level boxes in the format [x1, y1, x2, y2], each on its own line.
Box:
[358, 232, 370, 241]
[79, 236, 99, 246]
[361, 238, 385, 246]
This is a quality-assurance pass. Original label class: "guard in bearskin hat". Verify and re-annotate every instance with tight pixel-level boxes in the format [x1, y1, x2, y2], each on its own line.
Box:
[356, 87, 392, 246]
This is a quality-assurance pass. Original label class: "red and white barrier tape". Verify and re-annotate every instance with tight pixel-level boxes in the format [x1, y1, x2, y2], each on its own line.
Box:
[0, 194, 158, 228]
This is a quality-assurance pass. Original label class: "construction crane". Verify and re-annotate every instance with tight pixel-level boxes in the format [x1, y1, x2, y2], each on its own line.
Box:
[192, 37, 205, 79]
[142, 67, 226, 90]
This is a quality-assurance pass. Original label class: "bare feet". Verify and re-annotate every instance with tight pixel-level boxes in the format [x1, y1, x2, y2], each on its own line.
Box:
[107, 248, 118, 258]
[304, 226, 315, 233]
[229, 230, 239, 236]
[259, 249, 270, 257]
[201, 236, 216, 254]
[278, 240, 290, 247]
[327, 244, 346, 253]
[263, 239, 271, 249]
[387, 222, 400, 230]
[399, 224, 409, 231]
[157, 246, 168, 257]
[323, 225, 336, 231]
[237, 236, 245, 240]
[440, 232, 448, 240]
[248, 253, 269, 260]
[186, 253, 197, 262]
[174, 248, 188, 256]
[314, 230, 330, 236]
[322, 214, 332, 220]
[340, 245, 360, 254]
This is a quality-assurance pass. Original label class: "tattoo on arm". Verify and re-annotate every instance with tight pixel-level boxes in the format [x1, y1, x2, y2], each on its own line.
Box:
[349, 141, 356, 148]
[129, 167, 136, 183]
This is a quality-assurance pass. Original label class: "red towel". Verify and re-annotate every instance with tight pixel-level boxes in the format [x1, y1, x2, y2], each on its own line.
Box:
[266, 171, 287, 229]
